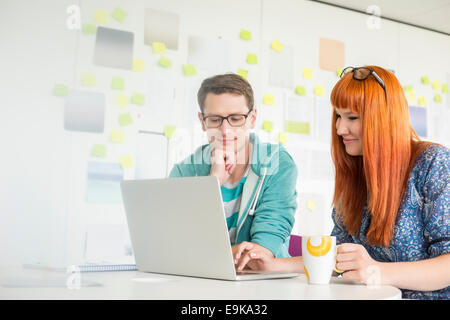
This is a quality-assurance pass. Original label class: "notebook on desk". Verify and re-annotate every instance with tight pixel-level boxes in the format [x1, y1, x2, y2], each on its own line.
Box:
[120, 176, 300, 281]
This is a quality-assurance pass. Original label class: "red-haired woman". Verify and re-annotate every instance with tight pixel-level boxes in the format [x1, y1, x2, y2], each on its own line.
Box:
[233, 66, 450, 299]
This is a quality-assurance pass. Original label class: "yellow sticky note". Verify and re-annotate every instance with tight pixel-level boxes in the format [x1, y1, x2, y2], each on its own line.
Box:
[295, 86, 306, 96]
[314, 84, 324, 96]
[404, 85, 414, 92]
[82, 23, 97, 35]
[263, 94, 274, 106]
[110, 130, 124, 143]
[119, 155, 134, 169]
[94, 9, 108, 24]
[92, 144, 107, 158]
[152, 42, 167, 54]
[442, 84, 449, 93]
[434, 93, 442, 103]
[133, 59, 146, 72]
[81, 73, 96, 86]
[418, 96, 427, 107]
[53, 84, 68, 96]
[407, 90, 416, 101]
[306, 200, 317, 212]
[114, 93, 129, 109]
[183, 64, 197, 76]
[271, 40, 283, 53]
[159, 56, 172, 68]
[421, 76, 430, 84]
[263, 121, 273, 132]
[286, 121, 310, 134]
[278, 132, 287, 145]
[164, 125, 176, 139]
[247, 53, 258, 64]
[336, 68, 343, 77]
[240, 29, 252, 41]
[131, 92, 145, 105]
[118, 113, 133, 126]
[111, 7, 127, 23]
[432, 80, 441, 90]
[303, 68, 313, 79]
[111, 77, 125, 90]
[237, 68, 248, 80]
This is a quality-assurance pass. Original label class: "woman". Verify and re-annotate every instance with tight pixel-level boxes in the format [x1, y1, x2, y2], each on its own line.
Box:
[233, 66, 450, 300]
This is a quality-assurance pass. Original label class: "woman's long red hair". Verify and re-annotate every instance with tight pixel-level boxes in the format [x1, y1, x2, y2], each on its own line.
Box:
[330, 66, 431, 246]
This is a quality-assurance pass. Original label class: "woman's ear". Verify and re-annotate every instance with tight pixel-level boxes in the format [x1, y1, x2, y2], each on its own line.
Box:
[198, 112, 207, 131]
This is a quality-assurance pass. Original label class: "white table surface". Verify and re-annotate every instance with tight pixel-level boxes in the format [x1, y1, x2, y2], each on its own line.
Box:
[0, 266, 402, 300]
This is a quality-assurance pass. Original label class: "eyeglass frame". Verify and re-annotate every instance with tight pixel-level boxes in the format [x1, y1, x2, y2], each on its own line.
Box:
[201, 109, 253, 128]
[340, 67, 386, 91]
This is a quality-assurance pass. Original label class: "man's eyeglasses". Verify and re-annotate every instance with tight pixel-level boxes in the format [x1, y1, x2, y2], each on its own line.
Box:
[202, 110, 252, 128]
[340, 67, 386, 91]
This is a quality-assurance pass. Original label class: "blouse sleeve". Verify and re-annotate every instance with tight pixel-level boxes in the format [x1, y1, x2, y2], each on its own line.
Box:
[330, 207, 354, 245]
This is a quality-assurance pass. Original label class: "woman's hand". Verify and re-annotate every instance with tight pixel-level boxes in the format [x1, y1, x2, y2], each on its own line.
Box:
[232, 241, 276, 272]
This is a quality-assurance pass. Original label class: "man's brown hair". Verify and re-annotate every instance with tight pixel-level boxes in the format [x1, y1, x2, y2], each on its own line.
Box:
[197, 73, 254, 113]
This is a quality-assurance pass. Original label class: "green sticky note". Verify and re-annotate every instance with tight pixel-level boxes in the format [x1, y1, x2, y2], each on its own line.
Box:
[110, 130, 124, 143]
[278, 132, 287, 145]
[421, 76, 430, 84]
[314, 84, 324, 96]
[92, 144, 107, 158]
[82, 73, 96, 86]
[286, 121, 310, 134]
[111, 77, 125, 90]
[434, 93, 442, 103]
[442, 84, 449, 93]
[94, 9, 108, 24]
[271, 40, 283, 53]
[82, 23, 97, 35]
[118, 113, 133, 126]
[237, 68, 248, 80]
[159, 56, 172, 68]
[114, 93, 129, 109]
[152, 42, 167, 54]
[133, 59, 146, 72]
[131, 92, 145, 105]
[240, 29, 252, 41]
[404, 85, 414, 92]
[263, 94, 274, 106]
[53, 84, 68, 96]
[119, 155, 134, 169]
[336, 68, 343, 77]
[247, 53, 258, 64]
[111, 7, 127, 23]
[164, 125, 176, 139]
[303, 68, 313, 79]
[295, 86, 306, 96]
[263, 121, 273, 132]
[183, 64, 197, 76]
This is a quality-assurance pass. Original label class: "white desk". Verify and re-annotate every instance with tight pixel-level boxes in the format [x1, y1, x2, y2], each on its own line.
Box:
[0, 266, 402, 300]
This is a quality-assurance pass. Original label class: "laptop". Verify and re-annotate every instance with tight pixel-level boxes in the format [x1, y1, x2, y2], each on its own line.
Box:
[120, 176, 300, 281]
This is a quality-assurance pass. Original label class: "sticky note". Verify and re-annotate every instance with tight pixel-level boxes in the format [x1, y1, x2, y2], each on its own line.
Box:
[314, 85, 324, 96]
[240, 29, 252, 41]
[111, 77, 125, 90]
[119, 155, 134, 169]
[110, 130, 124, 143]
[159, 56, 172, 68]
[303, 68, 313, 79]
[306, 200, 317, 212]
[432, 80, 441, 90]
[133, 59, 146, 72]
[286, 121, 310, 134]
[183, 64, 197, 76]
[336, 68, 343, 77]
[271, 40, 283, 53]
[263, 120, 273, 132]
[111, 7, 127, 23]
[81, 73, 97, 86]
[164, 125, 176, 138]
[152, 42, 167, 54]
[263, 94, 274, 106]
[278, 132, 287, 145]
[82, 24, 97, 35]
[54, 84, 68, 96]
[442, 84, 449, 93]
[404, 85, 413, 92]
[131, 92, 145, 105]
[237, 68, 248, 80]
[434, 93, 442, 103]
[92, 144, 107, 158]
[418, 96, 427, 107]
[118, 113, 133, 126]
[247, 53, 258, 64]
[295, 86, 306, 96]
[421, 76, 430, 84]
[407, 91, 416, 101]
[94, 10, 108, 24]
[114, 93, 129, 109]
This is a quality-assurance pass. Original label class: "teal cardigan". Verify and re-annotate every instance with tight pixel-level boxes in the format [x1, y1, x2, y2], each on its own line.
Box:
[169, 133, 298, 257]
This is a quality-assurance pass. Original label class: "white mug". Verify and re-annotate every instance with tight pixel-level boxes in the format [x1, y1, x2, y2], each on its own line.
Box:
[302, 235, 336, 285]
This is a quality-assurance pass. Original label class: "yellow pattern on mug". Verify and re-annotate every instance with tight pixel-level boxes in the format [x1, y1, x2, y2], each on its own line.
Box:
[306, 236, 332, 257]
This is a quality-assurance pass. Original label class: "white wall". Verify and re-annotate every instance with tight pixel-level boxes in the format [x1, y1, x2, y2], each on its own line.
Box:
[0, 0, 449, 267]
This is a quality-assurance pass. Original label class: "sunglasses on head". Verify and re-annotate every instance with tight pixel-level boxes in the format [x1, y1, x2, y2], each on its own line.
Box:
[340, 67, 386, 91]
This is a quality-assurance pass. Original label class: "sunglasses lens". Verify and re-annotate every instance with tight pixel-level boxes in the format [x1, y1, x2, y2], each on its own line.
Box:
[354, 68, 371, 80]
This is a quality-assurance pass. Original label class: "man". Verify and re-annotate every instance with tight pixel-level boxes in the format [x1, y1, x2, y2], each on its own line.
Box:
[169, 73, 297, 262]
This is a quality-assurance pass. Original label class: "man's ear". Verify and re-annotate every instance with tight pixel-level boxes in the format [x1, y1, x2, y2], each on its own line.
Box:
[249, 108, 257, 129]
[198, 112, 207, 131]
